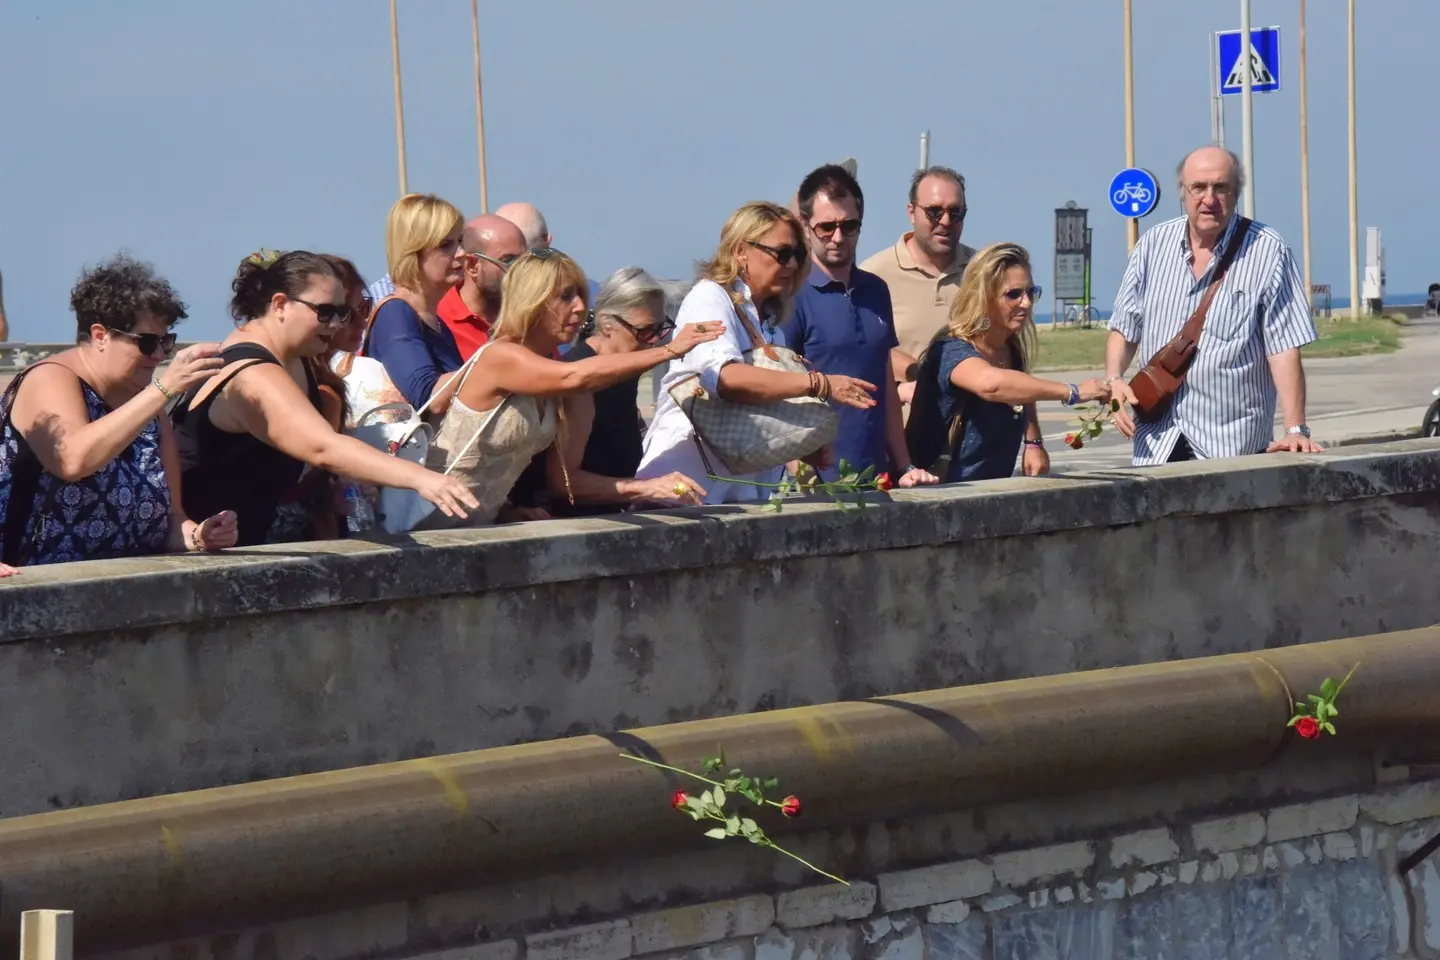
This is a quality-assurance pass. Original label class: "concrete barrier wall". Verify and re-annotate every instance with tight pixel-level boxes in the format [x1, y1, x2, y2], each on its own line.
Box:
[1, 440, 1438, 817]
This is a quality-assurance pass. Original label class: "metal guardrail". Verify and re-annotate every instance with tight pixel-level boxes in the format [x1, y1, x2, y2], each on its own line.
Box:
[0, 628, 1433, 955]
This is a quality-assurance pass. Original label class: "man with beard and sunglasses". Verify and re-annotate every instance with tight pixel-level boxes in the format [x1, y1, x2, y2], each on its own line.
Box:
[783, 164, 937, 487]
[860, 166, 977, 404]
[438, 214, 528, 359]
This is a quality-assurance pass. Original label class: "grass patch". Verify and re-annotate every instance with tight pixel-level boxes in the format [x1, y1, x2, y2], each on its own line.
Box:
[1304, 314, 1404, 358]
[1029, 314, 1408, 371]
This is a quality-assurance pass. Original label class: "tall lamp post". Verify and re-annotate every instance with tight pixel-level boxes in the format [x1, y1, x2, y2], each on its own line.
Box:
[389, 0, 408, 197]
[1239, 0, 1255, 218]
[1123, 0, 1137, 253]
[1346, 0, 1360, 319]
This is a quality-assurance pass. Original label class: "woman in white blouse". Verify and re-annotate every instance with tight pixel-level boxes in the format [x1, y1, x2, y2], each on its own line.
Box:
[638, 201, 877, 504]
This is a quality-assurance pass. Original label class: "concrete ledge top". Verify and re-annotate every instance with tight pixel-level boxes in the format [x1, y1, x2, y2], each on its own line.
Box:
[2, 439, 1437, 643]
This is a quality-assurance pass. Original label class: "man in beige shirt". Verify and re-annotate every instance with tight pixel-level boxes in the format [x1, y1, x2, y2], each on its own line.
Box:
[859, 166, 976, 401]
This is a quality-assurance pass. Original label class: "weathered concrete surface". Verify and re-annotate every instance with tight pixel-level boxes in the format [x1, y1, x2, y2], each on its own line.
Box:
[0, 441, 1437, 816]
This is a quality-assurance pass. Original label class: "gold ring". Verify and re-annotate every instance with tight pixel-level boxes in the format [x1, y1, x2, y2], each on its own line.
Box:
[672, 483, 689, 496]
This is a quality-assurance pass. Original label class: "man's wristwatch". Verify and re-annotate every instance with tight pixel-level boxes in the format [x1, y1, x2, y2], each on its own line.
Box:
[1286, 425, 1312, 438]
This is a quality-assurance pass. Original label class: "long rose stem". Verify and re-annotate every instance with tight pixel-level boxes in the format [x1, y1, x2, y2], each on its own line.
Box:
[762, 840, 850, 886]
[621, 754, 785, 810]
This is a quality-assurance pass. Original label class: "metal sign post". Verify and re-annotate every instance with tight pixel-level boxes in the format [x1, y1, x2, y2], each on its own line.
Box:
[1054, 203, 1090, 325]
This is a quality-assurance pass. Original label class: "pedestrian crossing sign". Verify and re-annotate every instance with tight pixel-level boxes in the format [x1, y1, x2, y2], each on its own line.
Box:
[1217, 27, 1282, 95]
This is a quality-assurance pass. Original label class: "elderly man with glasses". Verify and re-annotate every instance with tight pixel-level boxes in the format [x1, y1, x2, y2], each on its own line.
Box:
[438, 214, 529, 360]
[1105, 145, 1322, 465]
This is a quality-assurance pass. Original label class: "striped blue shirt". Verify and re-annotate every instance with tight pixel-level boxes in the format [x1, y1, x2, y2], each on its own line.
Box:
[365, 274, 395, 302]
[1109, 215, 1316, 465]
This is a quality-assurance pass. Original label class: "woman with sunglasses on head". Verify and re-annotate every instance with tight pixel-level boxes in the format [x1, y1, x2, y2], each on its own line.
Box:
[422, 250, 724, 527]
[637, 201, 879, 505]
[172, 251, 478, 546]
[512, 266, 713, 515]
[904, 242, 1110, 483]
[0, 253, 238, 577]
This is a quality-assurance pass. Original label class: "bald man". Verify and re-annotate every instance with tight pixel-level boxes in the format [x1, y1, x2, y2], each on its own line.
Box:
[440, 214, 528, 359]
[495, 202, 551, 250]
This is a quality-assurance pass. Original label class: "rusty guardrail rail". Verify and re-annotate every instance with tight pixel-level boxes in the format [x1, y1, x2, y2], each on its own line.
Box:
[0, 629, 1436, 954]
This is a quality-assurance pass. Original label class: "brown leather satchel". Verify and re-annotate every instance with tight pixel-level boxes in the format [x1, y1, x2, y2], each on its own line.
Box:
[1129, 218, 1251, 423]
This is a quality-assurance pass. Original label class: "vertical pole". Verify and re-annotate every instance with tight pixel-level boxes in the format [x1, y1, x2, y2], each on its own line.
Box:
[471, 0, 489, 213]
[21, 911, 74, 960]
[1347, 0, 1360, 319]
[1298, 0, 1312, 307]
[1239, 0, 1254, 218]
[389, 0, 408, 197]
[919, 130, 930, 170]
[1123, 0, 1137, 253]
[1209, 35, 1220, 144]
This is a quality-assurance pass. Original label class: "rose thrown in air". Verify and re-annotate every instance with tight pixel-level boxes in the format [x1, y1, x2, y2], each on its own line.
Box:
[781, 795, 802, 818]
[1294, 716, 1321, 740]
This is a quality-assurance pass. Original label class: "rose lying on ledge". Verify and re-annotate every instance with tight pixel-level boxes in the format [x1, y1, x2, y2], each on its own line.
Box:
[624, 749, 847, 885]
[708, 460, 891, 513]
[1288, 662, 1359, 739]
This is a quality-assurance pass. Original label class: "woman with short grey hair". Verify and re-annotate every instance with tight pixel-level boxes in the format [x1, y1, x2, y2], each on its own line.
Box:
[536, 266, 710, 514]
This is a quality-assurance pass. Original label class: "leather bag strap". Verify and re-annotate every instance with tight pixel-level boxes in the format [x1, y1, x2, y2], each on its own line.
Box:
[1175, 216, 1252, 350]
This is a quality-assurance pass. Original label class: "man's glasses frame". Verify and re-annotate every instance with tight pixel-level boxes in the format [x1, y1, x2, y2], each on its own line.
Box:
[918, 205, 967, 226]
[809, 218, 862, 240]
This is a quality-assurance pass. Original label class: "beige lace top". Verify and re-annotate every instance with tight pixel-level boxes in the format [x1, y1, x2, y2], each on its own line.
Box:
[417, 394, 557, 528]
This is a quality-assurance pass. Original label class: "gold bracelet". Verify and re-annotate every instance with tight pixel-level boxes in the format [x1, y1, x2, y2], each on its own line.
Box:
[662, 343, 680, 361]
[152, 376, 175, 401]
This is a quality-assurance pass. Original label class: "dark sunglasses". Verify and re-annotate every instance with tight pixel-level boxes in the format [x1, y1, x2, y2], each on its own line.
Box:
[919, 205, 967, 226]
[107, 328, 177, 356]
[810, 218, 862, 239]
[748, 240, 805, 267]
[290, 296, 350, 326]
[607, 313, 676, 344]
[1002, 285, 1043, 303]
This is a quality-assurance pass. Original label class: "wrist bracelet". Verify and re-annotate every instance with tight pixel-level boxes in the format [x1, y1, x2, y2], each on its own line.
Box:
[662, 343, 680, 361]
[1023, 439, 1045, 448]
[152, 377, 175, 401]
[189, 523, 203, 550]
[1062, 383, 1080, 406]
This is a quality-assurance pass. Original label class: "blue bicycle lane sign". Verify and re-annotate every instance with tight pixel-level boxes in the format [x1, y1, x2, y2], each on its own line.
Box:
[1108, 168, 1160, 219]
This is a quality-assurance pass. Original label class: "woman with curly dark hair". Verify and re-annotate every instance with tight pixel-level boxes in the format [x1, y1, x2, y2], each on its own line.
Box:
[0, 253, 239, 576]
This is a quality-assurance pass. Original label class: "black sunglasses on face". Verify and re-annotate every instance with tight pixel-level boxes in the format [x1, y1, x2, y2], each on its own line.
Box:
[748, 240, 805, 267]
[1002, 285, 1043, 303]
[919, 205, 967, 226]
[810, 218, 862, 239]
[607, 313, 676, 344]
[290, 296, 350, 326]
[107, 328, 177, 356]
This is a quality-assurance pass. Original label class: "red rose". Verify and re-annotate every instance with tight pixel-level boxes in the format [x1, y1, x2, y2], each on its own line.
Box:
[1065, 433, 1084, 450]
[672, 790, 689, 809]
[1295, 717, 1321, 740]
[876, 473, 893, 492]
[781, 795, 802, 818]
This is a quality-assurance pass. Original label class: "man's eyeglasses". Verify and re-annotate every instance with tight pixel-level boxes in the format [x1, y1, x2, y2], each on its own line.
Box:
[1183, 181, 1237, 199]
[810, 218, 862, 239]
[748, 240, 805, 267]
[1002, 285, 1043, 303]
[605, 312, 676, 344]
[471, 251, 522, 271]
[918, 205, 967, 226]
[107, 328, 177, 356]
[290, 296, 350, 326]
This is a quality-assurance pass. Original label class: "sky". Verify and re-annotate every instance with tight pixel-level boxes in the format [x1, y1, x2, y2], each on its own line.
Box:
[1, 1, 1434, 343]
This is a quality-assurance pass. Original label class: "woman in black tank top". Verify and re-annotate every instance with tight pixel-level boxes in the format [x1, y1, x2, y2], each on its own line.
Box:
[173, 251, 479, 546]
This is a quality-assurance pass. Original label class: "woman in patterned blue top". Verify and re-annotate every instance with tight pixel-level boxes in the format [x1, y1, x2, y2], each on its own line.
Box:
[0, 254, 239, 577]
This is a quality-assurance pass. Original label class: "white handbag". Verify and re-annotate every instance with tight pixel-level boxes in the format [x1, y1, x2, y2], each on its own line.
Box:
[667, 300, 837, 475]
[347, 344, 491, 534]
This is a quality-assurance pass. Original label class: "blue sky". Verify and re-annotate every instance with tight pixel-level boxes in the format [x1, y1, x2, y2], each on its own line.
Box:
[1, 1, 1432, 342]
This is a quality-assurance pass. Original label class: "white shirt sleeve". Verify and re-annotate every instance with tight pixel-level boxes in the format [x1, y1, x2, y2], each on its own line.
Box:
[667, 280, 752, 396]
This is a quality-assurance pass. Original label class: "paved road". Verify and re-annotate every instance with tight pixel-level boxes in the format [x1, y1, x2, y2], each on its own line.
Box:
[1038, 318, 1440, 472]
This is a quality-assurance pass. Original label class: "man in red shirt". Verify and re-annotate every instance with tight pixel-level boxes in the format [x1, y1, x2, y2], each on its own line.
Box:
[439, 214, 527, 359]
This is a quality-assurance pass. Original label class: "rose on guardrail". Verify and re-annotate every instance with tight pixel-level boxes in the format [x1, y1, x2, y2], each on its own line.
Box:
[708, 459, 891, 513]
[623, 749, 847, 885]
[1288, 662, 1359, 739]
